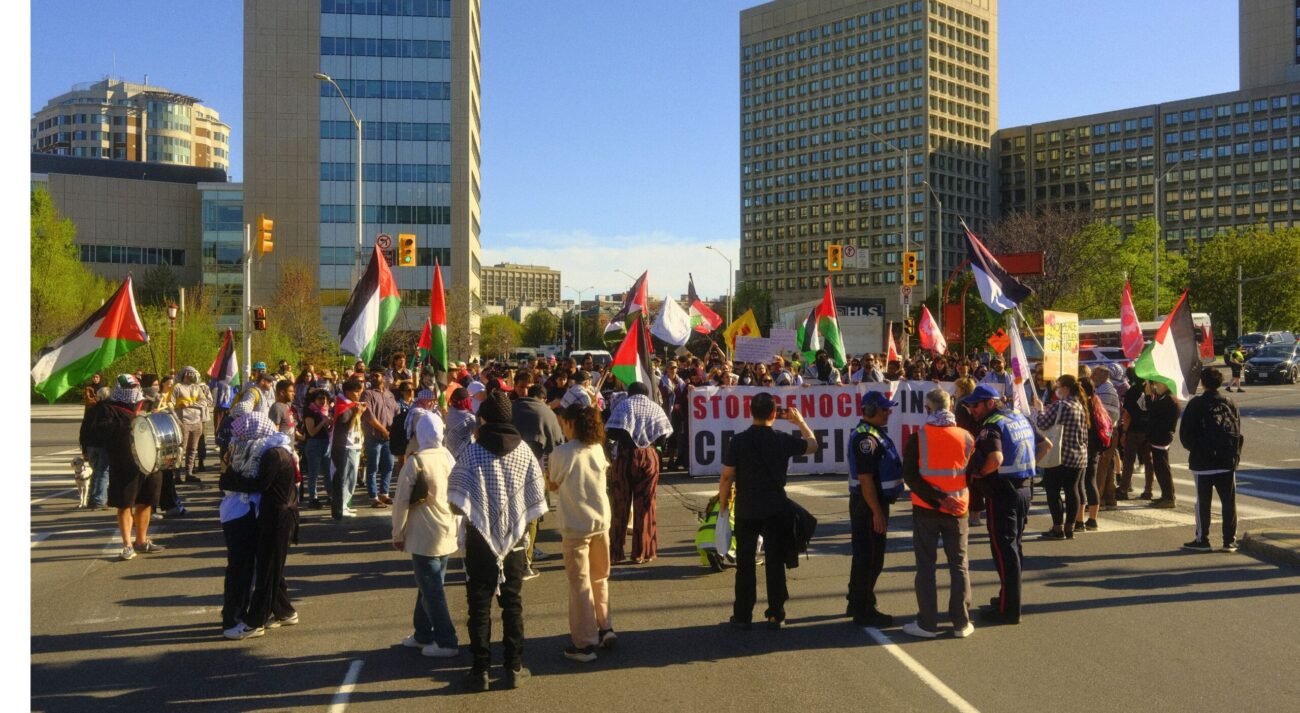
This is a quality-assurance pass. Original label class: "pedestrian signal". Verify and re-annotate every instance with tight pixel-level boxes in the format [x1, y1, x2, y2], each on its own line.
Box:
[253, 306, 268, 331]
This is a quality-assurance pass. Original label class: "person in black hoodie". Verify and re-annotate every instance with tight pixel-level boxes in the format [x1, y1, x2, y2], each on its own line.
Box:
[1118, 370, 1153, 499]
[512, 383, 564, 576]
[1179, 368, 1243, 551]
[1143, 380, 1181, 508]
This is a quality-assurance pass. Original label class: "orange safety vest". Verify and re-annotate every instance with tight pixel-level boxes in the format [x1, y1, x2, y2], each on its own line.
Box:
[912, 424, 975, 512]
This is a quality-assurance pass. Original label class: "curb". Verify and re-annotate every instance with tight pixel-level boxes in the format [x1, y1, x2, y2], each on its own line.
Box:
[1241, 531, 1300, 569]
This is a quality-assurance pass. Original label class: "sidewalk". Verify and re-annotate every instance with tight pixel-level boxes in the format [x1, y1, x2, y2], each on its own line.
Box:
[30, 404, 86, 421]
[1242, 529, 1300, 569]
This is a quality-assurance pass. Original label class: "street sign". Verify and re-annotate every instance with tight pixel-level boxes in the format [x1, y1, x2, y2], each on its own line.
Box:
[381, 249, 395, 265]
[987, 328, 1010, 354]
[375, 233, 392, 250]
[842, 244, 870, 270]
[900, 284, 913, 308]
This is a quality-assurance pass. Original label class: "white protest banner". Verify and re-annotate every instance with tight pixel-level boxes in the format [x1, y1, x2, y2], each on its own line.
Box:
[769, 327, 798, 352]
[686, 381, 1000, 477]
[734, 336, 779, 364]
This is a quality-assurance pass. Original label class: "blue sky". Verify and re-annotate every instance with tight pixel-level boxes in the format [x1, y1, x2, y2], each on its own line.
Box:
[30, 0, 1239, 302]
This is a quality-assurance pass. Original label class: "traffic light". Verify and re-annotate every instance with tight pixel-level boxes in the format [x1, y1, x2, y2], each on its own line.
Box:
[827, 244, 843, 272]
[257, 214, 274, 257]
[902, 251, 918, 286]
[253, 306, 268, 331]
[397, 233, 417, 267]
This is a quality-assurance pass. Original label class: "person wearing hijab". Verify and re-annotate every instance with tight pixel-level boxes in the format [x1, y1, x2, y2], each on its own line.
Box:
[172, 366, 213, 487]
[392, 409, 461, 658]
[445, 386, 477, 459]
[219, 411, 301, 639]
[97, 375, 165, 560]
[447, 391, 547, 691]
[605, 382, 673, 564]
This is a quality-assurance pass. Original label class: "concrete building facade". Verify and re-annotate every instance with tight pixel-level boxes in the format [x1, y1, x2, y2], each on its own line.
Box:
[480, 263, 561, 307]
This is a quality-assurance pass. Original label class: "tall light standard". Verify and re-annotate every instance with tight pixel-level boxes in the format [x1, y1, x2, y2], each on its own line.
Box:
[614, 269, 637, 282]
[860, 127, 922, 308]
[704, 245, 733, 327]
[166, 301, 179, 373]
[1152, 162, 1179, 320]
[315, 72, 363, 284]
[922, 180, 943, 334]
[565, 284, 594, 352]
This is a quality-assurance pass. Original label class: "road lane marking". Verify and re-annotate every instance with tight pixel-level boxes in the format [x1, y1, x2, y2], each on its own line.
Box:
[31, 528, 114, 548]
[328, 659, 364, 713]
[864, 627, 980, 713]
[31, 489, 76, 505]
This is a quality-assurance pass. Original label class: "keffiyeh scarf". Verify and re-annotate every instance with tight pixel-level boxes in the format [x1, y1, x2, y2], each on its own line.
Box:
[607, 394, 673, 448]
[230, 412, 297, 479]
[447, 441, 547, 590]
[926, 409, 957, 427]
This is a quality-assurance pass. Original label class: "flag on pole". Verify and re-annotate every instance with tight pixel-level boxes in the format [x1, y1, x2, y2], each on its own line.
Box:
[918, 305, 947, 354]
[650, 294, 692, 346]
[31, 276, 150, 403]
[208, 328, 240, 385]
[428, 258, 449, 373]
[605, 271, 648, 334]
[339, 244, 401, 365]
[810, 280, 847, 368]
[687, 274, 723, 333]
[885, 321, 900, 363]
[723, 308, 761, 353]
[1119, 281, 1145, 360]
[797, 306, 821, 364]
[963, 222, 1033, 313]
[611, 317, 658, 402]
[416, 318, 432, 366]
[1005, 313, 1033, 416]
[1134, 290, 1202, 401]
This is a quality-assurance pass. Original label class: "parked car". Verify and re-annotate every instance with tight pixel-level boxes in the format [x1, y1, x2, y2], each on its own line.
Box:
[567, 350, 613, 370]
[1244, 342, 1300, 384]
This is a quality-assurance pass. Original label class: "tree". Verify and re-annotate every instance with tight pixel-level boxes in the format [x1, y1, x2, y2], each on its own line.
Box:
[479, 314, 521, 359]
[139, 264, 181, 307]
[983, 208, 1094, 311]
[1189, 226, 1300, 340]
[521, 308, 560, 347]
[269, 259, 333, 363]
[443, 288, 475, 361]
[30, 188, 113, 353]
[732, 281, 772, 331]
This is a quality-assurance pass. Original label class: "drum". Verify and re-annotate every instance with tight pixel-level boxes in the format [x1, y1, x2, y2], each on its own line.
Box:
[132, 412, 183, 474]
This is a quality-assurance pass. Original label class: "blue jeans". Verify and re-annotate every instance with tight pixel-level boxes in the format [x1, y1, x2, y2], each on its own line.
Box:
[364, 437, 393, 499]
[303, 439, 330, 502]
[86, 446, 110, 507]
[331, 449, 360, 519]
[411, 554, 458, 648]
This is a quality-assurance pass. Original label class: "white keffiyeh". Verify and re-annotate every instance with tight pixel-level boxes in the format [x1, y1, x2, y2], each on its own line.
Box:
[607, 393, 673, 448]
[447, 441, 547, 589]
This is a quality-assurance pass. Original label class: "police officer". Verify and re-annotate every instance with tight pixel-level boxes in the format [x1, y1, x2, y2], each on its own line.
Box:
[845, 391, 904, 627]
[961, 384, 1045, 626]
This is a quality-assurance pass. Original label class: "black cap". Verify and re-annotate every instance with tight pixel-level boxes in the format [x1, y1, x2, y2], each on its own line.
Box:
[478, 391, 512, 424]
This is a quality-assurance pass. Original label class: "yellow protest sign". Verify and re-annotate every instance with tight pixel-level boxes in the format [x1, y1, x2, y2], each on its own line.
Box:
[1042, 310, 1079, 379]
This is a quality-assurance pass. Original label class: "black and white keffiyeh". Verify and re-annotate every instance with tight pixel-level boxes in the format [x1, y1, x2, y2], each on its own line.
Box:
[607, 393, 673, 448]
[447, 442, 546, 587]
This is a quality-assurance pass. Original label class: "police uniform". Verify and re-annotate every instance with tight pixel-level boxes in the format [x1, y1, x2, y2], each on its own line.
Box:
[971, 405, 1038, 625]
[845, 393, 904, 625]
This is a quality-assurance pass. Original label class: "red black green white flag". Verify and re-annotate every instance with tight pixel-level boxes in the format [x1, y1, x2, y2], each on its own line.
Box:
[687, 274, 722, 333]
[1134, 289, 1202, 401]
[339, 245, 401, 365]
[611, 317, 658, 403]
[208, 328, 240, 385]
[605, 270, 648, 335]
[31, 275, 149, 403]
[427, 258, 449, 373]
[796, 280, 846, 368]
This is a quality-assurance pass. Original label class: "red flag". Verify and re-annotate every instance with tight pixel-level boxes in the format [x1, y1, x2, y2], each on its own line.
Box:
[886, 321, 900, 363]
[918, 305, 947, 354]
[1120, 281, 1144, 360]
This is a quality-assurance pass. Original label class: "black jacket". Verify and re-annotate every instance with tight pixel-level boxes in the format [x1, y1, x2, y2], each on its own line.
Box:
[1144, 392, 1180, 448]
[1179, 389, 1242, 471]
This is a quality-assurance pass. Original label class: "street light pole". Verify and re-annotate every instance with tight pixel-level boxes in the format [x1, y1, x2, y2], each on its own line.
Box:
[565, 284, 594, 352]
[167, 301, 178, 373]
[316, 72, 364, 284]
[861, 127, 921, 315]
[923, 180, 943, 334]
[705, 245, 733, 327]
[1152, 163, 1178, 320]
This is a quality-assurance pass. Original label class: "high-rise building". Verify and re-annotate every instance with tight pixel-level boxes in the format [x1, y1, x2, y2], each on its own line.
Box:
[243, 0, 482, 351]
[480, 263, 561, 307]
[31, 79, 231, 171]
[994, 1, 1300, 249]
[740, 0, 997, 318]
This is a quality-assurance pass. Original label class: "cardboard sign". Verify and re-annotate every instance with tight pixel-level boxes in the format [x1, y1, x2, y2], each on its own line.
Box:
[734, 336, 780, 364]
[1042, 310, 1079, 379]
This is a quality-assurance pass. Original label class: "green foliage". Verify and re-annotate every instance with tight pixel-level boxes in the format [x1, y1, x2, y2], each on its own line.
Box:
[733, 281, 771, 330]
[139, 264, 181, 307]
[112, 298, 222, 379]
[480, 314, 522, 358]
[521, 309, 560, 347]
[30, 188, 113, 353]
[1189, 226, 1300, 339]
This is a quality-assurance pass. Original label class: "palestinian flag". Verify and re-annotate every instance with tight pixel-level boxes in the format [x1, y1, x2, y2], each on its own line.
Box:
[605, 270, 648, 335]
[428, 259, 449, 373]
[687, 274, 722, 333]
[208, 328, 240, 385]
[339, 245, 400, 365]
[964, 222, 1033, 314]
[611, 317, 658, 403]
[416, 319, 432, 367]
[1134, 290, 1202, 401]
[796, 305, 820, 363]
[885, 322, 900, 363]
[808, 280, 847, 368]
[31, 276, 149, 403]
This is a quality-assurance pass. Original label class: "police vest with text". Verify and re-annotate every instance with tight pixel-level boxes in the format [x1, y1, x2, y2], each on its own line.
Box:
[986, 410, 1036, 479]
[847, 423, 904, 503]
[912, 424, 975, 512]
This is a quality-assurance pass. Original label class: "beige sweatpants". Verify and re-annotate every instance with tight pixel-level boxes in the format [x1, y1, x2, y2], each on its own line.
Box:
[562, 530, 612, 648]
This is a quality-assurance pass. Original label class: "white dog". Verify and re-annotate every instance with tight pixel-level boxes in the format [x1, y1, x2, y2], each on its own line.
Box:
[71, 456, 91, 508]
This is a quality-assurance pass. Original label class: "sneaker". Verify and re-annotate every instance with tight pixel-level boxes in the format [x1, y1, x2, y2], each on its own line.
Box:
[1041, 529, 1066, 540]
[1085, 518, 1098, 531]
[461, 670, 489, 692]
[1222, 540, 1239, 553]
[503, 666, 531, 689]
[422, 642, 459, 658]
[1149, 498, 1176, 509]
[401, 635, 427, 649]
[133, 540, 166, 554]
[119, 546, 136, 561]
[342, 509, 358, 518]
[1138, 491, 1153, 500]
[523, 568, 540, 581]
[1073, 522, 1087, 533]
[1182, 539, 1212, 551]
[563, 645, 598, 663]
[953, 621, 975, 638]
[598, 628, 617, 649]
[223, 622, 265, 640]
[532, 548, 551, 562]
[860, 609, 893, 628]
[267, 612, 299, 628]
[765, 615, 783, 630]
[902, 621, 939, 639]
[728, 616, 752, 631]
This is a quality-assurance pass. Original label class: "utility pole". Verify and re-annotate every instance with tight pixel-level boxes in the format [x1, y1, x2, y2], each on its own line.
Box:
[242, 223, 252, 381]
[1237, 263, 1242, 342]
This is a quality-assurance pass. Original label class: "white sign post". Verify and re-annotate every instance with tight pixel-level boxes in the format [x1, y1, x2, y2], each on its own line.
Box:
[900, 284, 913, 309]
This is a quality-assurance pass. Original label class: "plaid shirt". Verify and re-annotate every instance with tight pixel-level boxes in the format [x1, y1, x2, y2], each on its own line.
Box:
[1036, 398, 1089, 468]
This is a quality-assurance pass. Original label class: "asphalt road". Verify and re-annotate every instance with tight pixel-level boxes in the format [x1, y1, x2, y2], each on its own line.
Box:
[29, 386, 1300, 712]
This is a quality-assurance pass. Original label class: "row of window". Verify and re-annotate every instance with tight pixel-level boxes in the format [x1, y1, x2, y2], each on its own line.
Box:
[323, 79, 450, 101]
[320, 204, 450, 224]
[319, 162, 451, 183]
[34, 113, 116, 131]
[320, 120, 450, 141]
[746, 133, 926, 174]
[320, 245, 450, 266]
[321, 36, 451, 59]
[744, 90, 927, 128]
[743, 2, 943, 58]
[1163, 96, 1298, 125]
[744, 53, 921, 96]
[744, 33, 924, 79]
[320, 0, 450, 17]
[80, 244, 186, 266]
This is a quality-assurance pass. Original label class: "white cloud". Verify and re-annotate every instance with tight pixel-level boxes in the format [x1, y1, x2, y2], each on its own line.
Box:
[480, 230, 739, 303]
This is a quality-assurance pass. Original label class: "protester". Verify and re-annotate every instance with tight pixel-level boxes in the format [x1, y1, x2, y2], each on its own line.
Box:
[1118, 369, 1153, 499]
[1091, 366, 1122, 511]
[548, 404, 615, 662]
[900, 389, 976, 639]
[171, 366, 213, 486]
[1179, 368, 1243, 552]
[512, 383, 564, 578]
[846, 391, 902, 628]
[659, 363, 689, 470]
[361, 370, 398, 508]
[301, 389, 332, 508]
[561, 370, 598, 409]
[1226, 344, 1245, 392]
[268, 380, 297, 435]
[606, 382, 673, 564]
[390, 383, 415, 476]
[329, 379, 367, 520]
[1077, 377, 1109, 529]
[1035, 375, 1090, 540]
[392, 409, 461, 658]
[79, 391, 113, 510]
[447, 391, 547, 691]
[1145, 380, 1181, 508]
[97, 375, 165, 560]
[445, 386, 477, 459]
[718, 394, 820, 630]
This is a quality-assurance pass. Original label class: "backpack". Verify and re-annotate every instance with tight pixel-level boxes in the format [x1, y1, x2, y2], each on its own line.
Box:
[1201, 396, 1244, 469]
[212, 381, 236, 410]
[783, 498, 818, 569]
[1090, 395, 1113, 448]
